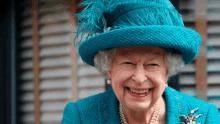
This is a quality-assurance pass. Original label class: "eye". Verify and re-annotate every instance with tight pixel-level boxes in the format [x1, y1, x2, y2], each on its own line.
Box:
[123, 62, 134, 65]
[149, 63, 158, 66]
[144, 63, 159, 70]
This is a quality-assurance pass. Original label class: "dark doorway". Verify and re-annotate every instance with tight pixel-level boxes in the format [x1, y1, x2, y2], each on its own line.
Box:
[0, 0, 24, 124]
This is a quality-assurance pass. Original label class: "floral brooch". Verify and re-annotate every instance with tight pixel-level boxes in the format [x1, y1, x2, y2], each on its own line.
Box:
[180, 108, 202, 124]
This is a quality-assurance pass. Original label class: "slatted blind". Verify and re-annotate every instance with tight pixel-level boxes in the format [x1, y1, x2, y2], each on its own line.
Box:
[17, 0, 74, 123]
[179, 0, 220, 113]
[75, 0, 106, 100]
[77, 58, 105, 100]
[17, 0, 105, 123]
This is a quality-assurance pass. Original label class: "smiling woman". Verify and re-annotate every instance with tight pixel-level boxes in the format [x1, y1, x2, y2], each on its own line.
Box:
[61, 0, 220, 124]
[106, 47, 168, 123]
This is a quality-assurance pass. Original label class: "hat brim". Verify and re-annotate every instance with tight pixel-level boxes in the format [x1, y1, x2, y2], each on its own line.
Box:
[78, 25, 201, 66]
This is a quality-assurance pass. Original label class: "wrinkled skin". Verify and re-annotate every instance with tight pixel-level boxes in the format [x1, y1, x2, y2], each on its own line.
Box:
[107, 46, 168, 124]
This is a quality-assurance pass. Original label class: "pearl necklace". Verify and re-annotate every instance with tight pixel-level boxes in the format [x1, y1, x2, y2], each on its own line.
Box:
[119, 103, 159, 124]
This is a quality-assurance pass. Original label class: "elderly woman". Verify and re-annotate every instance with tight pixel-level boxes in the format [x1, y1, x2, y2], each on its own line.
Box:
[62, 0, 220, 124]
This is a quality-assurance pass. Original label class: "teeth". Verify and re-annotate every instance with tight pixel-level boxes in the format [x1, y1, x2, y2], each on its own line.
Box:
[130, 88, 149, 94]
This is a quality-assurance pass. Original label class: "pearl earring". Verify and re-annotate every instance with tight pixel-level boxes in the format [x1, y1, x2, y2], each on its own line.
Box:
[107, 79, 111, 84]
[165, 83, 168, 88]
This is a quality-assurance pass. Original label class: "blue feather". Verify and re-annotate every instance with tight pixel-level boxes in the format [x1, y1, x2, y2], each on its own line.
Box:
[72, 0, 184, 47]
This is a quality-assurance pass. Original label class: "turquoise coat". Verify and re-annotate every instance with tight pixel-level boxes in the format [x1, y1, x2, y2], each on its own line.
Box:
[61, 87, 220, 124]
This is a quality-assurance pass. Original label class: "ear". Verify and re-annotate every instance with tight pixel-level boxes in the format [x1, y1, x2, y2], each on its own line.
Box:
[107, 71, 112, 79]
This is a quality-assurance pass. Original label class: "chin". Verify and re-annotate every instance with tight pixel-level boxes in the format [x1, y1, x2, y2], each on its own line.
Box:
[125, 101, 153, 111]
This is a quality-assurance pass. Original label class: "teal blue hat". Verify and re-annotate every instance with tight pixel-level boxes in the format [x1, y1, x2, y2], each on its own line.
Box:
[74, 0, 201, 66]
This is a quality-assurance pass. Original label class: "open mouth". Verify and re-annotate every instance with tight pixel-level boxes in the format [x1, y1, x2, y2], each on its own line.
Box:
[126, 87, 153, 97]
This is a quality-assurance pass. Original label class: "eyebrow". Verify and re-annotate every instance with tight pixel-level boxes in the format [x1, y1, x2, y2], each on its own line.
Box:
[117, 55, 158, 63]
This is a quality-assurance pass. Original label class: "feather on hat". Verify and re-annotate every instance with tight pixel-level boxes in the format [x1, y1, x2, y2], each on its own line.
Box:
[72, 0, 201, 66]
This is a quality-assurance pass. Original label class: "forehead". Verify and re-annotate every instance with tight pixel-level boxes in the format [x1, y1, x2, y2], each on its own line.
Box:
[116, 46, 165, 58]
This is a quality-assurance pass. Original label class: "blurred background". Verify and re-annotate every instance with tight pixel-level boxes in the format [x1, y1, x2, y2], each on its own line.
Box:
[0, 0, 220, 123]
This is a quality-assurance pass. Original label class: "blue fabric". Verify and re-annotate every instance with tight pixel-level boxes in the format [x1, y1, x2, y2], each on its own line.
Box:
[78, 26, 201, 66]
[61, 87, 220, 124]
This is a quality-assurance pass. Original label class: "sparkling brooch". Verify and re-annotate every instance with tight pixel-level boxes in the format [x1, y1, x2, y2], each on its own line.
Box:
[179, 108, 202, 124]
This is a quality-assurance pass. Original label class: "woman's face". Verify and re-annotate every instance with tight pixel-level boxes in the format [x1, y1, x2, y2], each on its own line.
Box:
[107, 46, 168, 111]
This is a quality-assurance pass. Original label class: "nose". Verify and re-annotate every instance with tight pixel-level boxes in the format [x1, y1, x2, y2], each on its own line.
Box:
[132, 65, 147, 84]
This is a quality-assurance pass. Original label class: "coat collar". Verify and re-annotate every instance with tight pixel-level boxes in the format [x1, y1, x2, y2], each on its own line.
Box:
[98, 87, 121, 123]
[98, 87, 186, 124]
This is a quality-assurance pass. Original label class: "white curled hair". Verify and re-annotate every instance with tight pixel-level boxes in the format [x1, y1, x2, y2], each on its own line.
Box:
[94, 48, 185, 80]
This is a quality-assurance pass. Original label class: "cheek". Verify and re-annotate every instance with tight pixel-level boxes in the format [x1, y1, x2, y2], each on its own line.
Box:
[150, 72, 167, 100]
[155, 77, 167, 88]
[111, 68, 133, 94]
[149, 70, 168, 87]
[111, 70, 128, 101]
[111, 67, 132, 82]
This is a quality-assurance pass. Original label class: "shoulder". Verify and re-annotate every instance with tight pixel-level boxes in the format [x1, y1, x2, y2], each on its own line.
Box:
[165, 87, 212, 108]
[72, 87, 114, 109]
[61, 88, 114, 124]
[171, 88, 209, 106]
[164, 87, 220, 123]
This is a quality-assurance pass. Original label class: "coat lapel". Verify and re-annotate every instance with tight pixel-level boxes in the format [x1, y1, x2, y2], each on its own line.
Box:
[98, 88, 121, 124]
